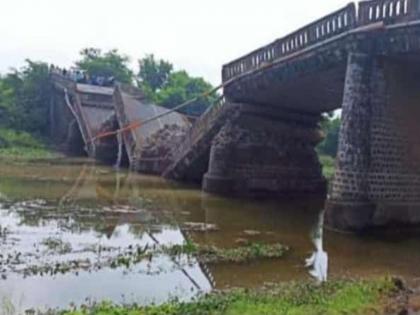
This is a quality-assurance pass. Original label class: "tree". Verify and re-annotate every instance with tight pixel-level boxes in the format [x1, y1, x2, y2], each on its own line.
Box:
[318, 116, 341, 157]
[137, 54, 173, 93]
[76, 48, 133, 84]
[137, 55, 216, 116]
[0, 60, 51, 136]
[0, 77, 16, 125]
[155, 71, 216, 116]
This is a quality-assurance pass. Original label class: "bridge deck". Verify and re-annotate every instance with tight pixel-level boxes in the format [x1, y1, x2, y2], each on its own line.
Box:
[113, 85, 191, 174]
[51, 74, 118, 162]
[223, 0, 420, 113]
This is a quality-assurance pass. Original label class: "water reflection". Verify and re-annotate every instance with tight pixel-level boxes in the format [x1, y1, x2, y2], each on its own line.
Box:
[306, 211, 328, 282]
[0, 164, 214, 311]
[1, 159, 420, 311]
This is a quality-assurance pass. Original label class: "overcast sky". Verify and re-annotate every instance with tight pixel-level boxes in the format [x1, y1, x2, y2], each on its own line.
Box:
[0, 0, 350, 85]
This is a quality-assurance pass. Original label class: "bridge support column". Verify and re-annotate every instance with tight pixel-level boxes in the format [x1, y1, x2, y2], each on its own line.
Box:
[202, 129, 235, 194]
[328, 54, 420, 231]
[326, 53, 377, 231]
[203, 104, 326, 198]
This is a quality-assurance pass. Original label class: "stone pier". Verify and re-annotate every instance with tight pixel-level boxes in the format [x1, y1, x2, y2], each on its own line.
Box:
[326, 54, 420, 231]
[203, 104, 326, 197]
[326, 53, 375, 230]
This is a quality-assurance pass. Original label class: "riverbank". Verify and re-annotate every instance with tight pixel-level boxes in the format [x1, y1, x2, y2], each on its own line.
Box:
[59, 277, 407, 315]
[0, 128, 61, 162]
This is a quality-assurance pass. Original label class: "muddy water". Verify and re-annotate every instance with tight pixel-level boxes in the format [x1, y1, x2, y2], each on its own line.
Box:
[1, 159, 420, 311]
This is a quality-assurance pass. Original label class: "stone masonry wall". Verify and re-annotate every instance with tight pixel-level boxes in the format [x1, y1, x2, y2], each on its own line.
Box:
[203, 104, 326, 197]
[330, 53, 373, 203]
[327, 55, 420, 230]
[369, 59, 420, 202]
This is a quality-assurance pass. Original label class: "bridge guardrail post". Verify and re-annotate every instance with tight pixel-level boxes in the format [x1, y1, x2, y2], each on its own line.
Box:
[347, 2, 357, 27]
[409, 0, 420, 16]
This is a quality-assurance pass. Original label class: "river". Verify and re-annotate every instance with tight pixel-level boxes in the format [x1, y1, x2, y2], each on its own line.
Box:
[0, 158, 420, 312]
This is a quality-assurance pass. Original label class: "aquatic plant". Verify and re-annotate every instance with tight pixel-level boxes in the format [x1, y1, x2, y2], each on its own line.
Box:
[204, 242, 287, 263]
[41, 237, 72, 254]
[110, 241, 288, 270]
[0, 225, 8, 239]
[8, 241, 288, 278]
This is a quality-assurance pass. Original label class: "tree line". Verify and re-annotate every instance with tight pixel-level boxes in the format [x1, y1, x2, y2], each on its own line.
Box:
[0, 47, 339, 157]
[0, 48, 217, 139]
[75, 48, 217, 116]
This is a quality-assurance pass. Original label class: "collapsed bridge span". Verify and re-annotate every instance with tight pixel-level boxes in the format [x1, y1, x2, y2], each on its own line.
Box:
[50, 73, 119, 162]
[49, 0, 420, 231]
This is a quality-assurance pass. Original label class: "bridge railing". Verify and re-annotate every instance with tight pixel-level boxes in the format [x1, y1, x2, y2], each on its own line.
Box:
[222, 4, 356, 82]
[359, 0, 420, 25]
[167, 96, 226, 164]
[50, 72, 77, 91]
[222, 0, 420, 82]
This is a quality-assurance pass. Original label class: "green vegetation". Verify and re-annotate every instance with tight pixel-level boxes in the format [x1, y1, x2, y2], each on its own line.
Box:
[76, 51, 217, 116]
[0, 128, 42, 148]
[318, 115, 341, 158]
[137, 54, 173, 93]
[0, 50, 217, 159]
[42, 237, 72, 254]
[137, 54, 217, 116]
[61, 277, 400, 315]
[0, 60, 51, 136]
[110, 241, 288, 270]
[317, 114, 340, 180]
[319, 154, 336, 180]
[0, 128, 57, 161]
[76, 48, 133, 84]
[0, 147, 57, 161]
[17, 241, 288, 277]
[163, 240, 288, 264]
[0, 60, 55, 160]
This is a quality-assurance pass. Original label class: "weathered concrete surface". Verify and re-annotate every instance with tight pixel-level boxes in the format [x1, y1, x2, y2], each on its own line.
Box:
[113, 85, 191, 174]
[49, 89, 85, 155]
[162, 98, 236, 183]
[76, 84, 118, 163]
[50, 74, 118, 162]
[223, 0, 420, 113]
[224, 23, 420, 114]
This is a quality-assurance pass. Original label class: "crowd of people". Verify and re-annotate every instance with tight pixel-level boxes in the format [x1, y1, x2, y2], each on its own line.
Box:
[50, 65, 115, 87]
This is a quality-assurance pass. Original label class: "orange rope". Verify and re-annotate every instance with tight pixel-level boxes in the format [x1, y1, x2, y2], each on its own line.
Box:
[90, 55, 278, 143]
[90, 82, 226, 143]
[93, 120, 142, 142]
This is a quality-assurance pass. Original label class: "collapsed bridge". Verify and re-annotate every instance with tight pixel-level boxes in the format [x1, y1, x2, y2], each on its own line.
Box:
[51, 0, 420, 231]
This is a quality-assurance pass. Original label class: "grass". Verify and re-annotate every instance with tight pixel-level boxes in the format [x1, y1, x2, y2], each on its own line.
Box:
[60, 277, 401, 315]
[319, 154, 336, 180]
[0, 128, 44, 147]
[0, 146, 58, 160]
[0, 128, 59, 161]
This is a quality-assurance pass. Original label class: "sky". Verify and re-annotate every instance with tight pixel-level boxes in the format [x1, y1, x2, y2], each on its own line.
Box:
[0, 0, 350, 85]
